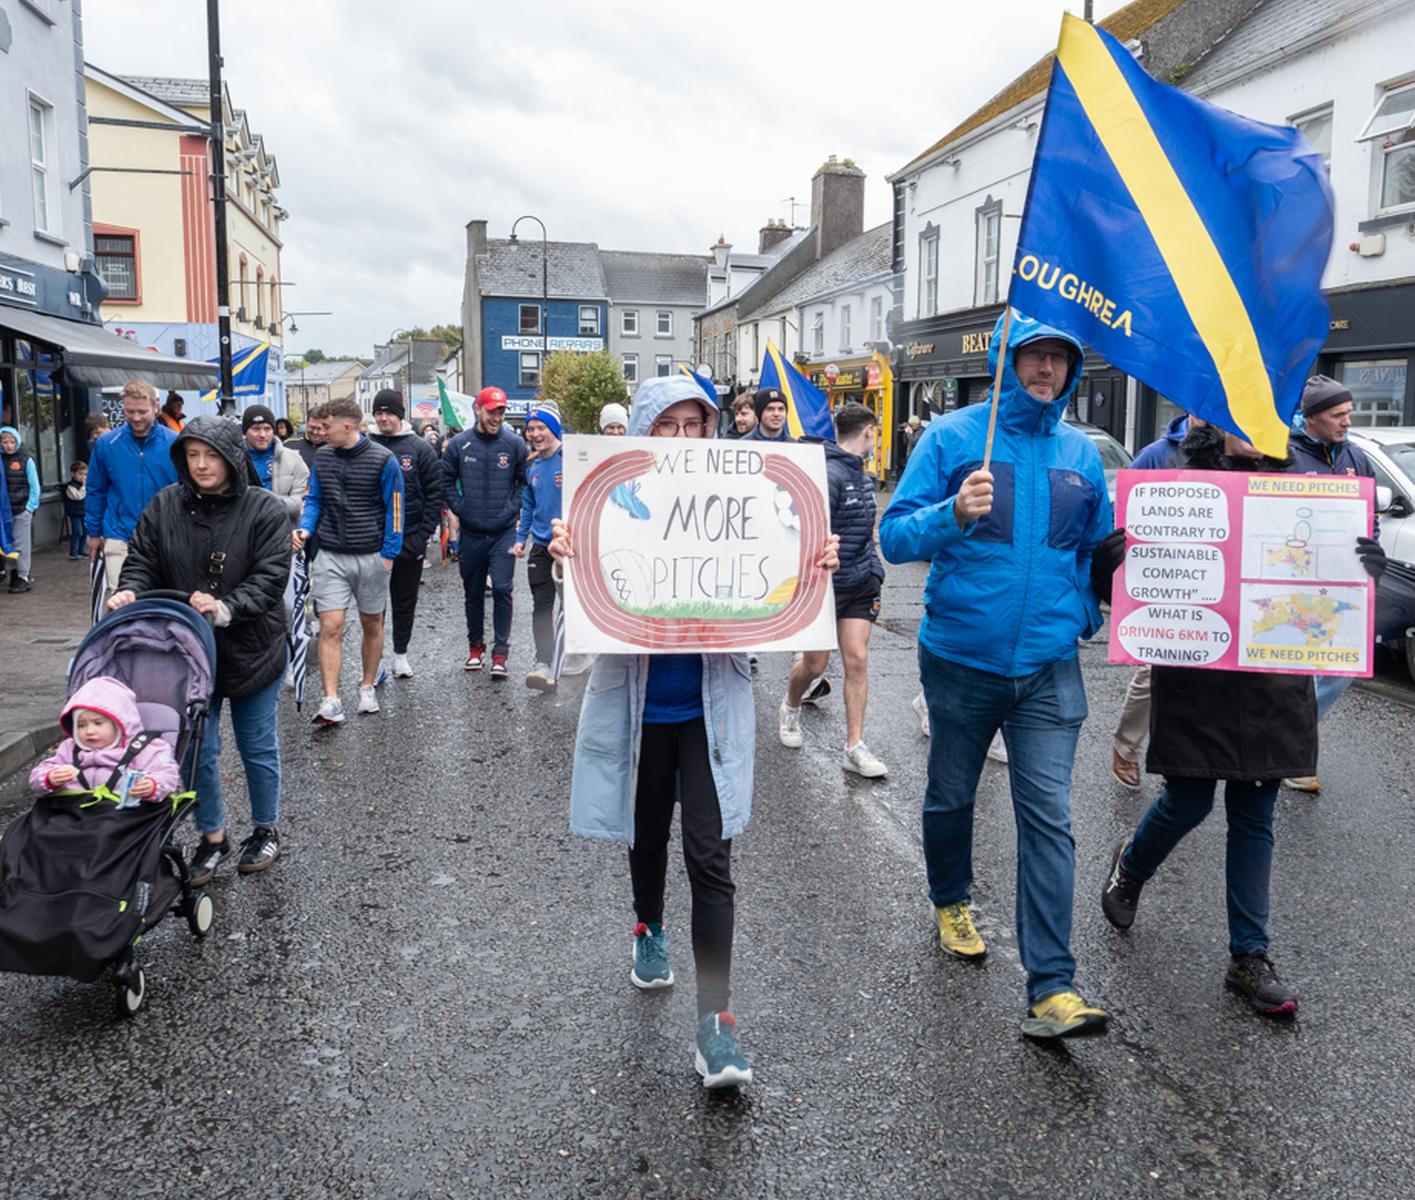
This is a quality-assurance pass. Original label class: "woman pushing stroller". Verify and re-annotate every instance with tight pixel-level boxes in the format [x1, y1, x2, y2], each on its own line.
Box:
[109, 414, 292, 883]
[31, 676, 181, 803]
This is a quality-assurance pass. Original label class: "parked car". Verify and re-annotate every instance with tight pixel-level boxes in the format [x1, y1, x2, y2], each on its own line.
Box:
[1350, 429, 1415, 675]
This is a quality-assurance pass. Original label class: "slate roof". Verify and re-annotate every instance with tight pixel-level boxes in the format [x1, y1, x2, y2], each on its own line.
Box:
[697, 229, 813, 318]
[120, 75, 209, 104]
[288, 359, 366, 384]
[599, 251, 708, 306]
[740, 222, 892, 318]
[1183, 0, 1382, 87]
[478, 240, 609, 300]
[893, 0, 1189, 175]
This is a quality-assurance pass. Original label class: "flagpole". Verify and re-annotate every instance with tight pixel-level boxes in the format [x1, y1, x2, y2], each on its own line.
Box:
[981, 305, 1014, 474]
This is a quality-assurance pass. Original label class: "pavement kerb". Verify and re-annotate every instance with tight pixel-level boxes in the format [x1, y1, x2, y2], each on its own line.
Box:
[0, 726, 62, 785]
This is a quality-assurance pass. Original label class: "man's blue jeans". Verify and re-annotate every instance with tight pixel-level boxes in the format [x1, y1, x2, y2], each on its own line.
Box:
[919, 646, 1087, 1004]
[194, 671, 283, 833]
[1122, 778, 1278, 957]
[458, 528, 516, 655]
[1315, 673, 1352, 721]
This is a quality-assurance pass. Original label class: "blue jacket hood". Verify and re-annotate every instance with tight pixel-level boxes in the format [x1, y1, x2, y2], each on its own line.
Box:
[628, 376, 718, 437]
[0, 425, 22, 449]
[985, 309, 1086, 432]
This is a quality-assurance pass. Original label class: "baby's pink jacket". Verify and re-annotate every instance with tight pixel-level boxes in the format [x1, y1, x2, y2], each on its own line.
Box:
[30, 675, 182, 803]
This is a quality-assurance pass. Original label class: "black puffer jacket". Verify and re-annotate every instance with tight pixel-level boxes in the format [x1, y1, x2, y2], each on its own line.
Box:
[825, 441, 883, 593]
[373, 425, 446, 555]
[1146, 425, 1316, 780]
[119, 415, 292, 698]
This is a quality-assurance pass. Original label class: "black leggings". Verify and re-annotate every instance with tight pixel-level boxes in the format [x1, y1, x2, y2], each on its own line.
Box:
[629, 718, 735, 1016]
[388, 550, 423, 654]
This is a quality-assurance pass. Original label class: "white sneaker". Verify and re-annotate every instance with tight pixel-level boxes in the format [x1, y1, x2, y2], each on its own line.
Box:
[843, 741, 888, 778]
[313, 696, 345, 726]
[525, 663, 556, 692]
[392, 653, 414, 678]
[912, 693, 930, 737]
[561, 654, 594, 677]
[357, 685, 380, 714]
[778, 701, 803, 748]
[987, 731, 1008, 763]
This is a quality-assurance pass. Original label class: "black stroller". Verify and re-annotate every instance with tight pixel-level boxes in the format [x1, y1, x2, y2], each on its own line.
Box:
[0, 591, 218, 1017]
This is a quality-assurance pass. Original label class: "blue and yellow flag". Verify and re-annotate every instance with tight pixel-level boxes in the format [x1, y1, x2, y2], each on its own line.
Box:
[676, 363, 720, 408]
[201, 342, 272, 405]
[758, 341, 834, 441]
[1010, 14, 1333, 457]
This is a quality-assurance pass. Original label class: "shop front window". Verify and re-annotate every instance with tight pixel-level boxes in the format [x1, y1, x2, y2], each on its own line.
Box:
[1339, 358, 1406, 427]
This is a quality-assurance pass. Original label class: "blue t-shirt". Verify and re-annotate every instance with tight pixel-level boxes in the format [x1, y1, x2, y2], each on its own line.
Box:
[249, 444, 275, 489]
[642, 655, 704, 724]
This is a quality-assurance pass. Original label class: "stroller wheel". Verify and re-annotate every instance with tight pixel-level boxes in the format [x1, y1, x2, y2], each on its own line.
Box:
[115, 968, 146, 1019]
[188, 893, 214, 938]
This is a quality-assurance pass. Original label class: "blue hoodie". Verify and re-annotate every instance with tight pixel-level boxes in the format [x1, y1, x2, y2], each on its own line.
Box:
[517, 445, 562, 545]
[84, 419, 180, 540]
[1131, 413, 1191, 471]
[880, 309, 1112, 677]
[0, 425, 40, 513]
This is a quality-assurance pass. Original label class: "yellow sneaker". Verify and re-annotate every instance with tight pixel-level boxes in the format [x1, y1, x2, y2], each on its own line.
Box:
[1022, 991, 1108, 1039]
[934, 902, 987, 959]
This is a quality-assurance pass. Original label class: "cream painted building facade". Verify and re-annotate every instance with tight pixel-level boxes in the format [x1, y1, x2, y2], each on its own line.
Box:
[84, 66, 288, 413]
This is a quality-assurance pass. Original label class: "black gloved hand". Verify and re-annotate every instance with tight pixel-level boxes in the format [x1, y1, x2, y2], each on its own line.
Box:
[1356, 535, 1387, 580]
[1090, 528, 1127, 604]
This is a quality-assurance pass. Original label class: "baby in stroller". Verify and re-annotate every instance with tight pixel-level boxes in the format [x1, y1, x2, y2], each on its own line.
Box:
[30, 676, 181, 803]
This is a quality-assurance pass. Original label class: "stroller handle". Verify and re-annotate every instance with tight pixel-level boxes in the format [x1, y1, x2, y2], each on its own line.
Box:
[130, 589, 218, 628]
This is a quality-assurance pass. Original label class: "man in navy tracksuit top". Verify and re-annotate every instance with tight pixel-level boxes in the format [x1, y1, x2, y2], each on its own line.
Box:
[371, 389, 446, 679]
[511, 400, 564, 691]
[881, 308, 1113, 1041]
[440, 386, 528, 678]
[294, 397, 404, 725]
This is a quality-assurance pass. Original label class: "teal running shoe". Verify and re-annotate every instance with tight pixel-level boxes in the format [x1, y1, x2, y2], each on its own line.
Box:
[695, 1011, 753, 1089]
[630, 921, 673, 990]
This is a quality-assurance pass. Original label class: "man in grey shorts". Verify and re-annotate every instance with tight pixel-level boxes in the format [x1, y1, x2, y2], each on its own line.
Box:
[293, 396, 404, 725]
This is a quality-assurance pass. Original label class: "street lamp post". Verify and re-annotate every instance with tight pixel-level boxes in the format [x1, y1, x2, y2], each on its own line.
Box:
[510, 215, 549, 392]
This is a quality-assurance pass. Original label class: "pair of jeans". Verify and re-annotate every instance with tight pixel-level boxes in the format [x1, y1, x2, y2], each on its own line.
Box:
[11, 510, 32, 578]
[194, 670, 283, 834]
[67, 519, 85, 558]
[918, 646, 1088, 1004]
[1315, 673, 1353, 722]
[629, 718, 734, 1016]
[1123, 777, 1279, 956]
[457, 528, 516, 655]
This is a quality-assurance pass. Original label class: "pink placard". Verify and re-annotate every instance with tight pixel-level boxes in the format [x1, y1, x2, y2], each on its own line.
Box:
[1108, 469, 1375, 677]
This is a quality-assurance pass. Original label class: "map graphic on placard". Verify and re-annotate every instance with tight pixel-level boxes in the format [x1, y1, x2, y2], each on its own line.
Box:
[1239, 582, 1368, 671]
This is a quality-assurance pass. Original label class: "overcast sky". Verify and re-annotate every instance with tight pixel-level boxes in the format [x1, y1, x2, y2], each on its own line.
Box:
[83, 0, 1129, 360]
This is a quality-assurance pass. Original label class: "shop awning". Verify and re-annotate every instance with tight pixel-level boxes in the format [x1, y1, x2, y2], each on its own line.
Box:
[0, 305, 219, 391]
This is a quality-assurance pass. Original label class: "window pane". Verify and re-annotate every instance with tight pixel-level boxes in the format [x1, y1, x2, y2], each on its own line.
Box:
[1294, 110, 1332, 160]
[657, 311, 672, 335]
[29, 104, 45, 162]
[1382, 142, 1415, 210]
[32, 169, 48, 230]
[1367, 84, 1415, 139]
[520, 305, 540, 333]
[1339, 358, 1406, 426]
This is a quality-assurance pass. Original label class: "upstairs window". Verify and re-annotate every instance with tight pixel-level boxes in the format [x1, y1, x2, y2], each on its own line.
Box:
[656, 310, 673, 336]
[519, 304, 541, 334]
[579, 305, 600, 336]
[621, 309, 639, 336]
[95, 233, 139, 300]
[919, 229, 939, 317]
[1292, 105, 1333, 172]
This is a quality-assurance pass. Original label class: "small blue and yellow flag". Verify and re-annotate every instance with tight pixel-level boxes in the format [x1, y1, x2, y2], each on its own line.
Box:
[759, 341, 834, 441]
[676, 363, 720, 408]
[1010, 14, 1333, 457]
[201, 342, 272, 405]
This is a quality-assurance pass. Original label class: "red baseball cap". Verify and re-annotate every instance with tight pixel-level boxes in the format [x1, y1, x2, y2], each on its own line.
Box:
[476, 386, 508, 410]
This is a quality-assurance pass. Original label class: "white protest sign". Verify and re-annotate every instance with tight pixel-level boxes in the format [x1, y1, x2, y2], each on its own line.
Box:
[562, 435, 837, 654]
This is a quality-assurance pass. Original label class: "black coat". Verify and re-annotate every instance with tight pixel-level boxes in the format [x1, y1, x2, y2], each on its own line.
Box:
[440, 424, 528, 535]
[119, 415, 292, 698]
[1146, 425, 1317, 781]
[372, 427, 446, 554]
[824, 441, 883, 593]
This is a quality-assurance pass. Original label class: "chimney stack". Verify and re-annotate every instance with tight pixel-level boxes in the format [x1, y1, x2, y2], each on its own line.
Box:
[810, 155, 865, 260]
[461, 219, 488, 392]
[759, 219, 792, 254]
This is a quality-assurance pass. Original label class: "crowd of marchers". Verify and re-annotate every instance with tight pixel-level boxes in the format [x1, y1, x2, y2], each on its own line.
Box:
[12, 313, 1387, 1089]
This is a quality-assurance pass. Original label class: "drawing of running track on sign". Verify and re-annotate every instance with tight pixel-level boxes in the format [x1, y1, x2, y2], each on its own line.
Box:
[1240, 496, 1366, 582]
[562, 437, 837, 654]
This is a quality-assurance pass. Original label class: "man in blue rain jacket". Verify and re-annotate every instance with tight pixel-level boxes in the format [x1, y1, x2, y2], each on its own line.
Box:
[880, 308, 1112, 1040]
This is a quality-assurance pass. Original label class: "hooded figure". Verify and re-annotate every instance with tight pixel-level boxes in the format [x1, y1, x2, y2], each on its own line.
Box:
[29, 676, 182, 799]
[1, 424, 40, 587]
[118, 415, 292, 698]
[880, 309, 1112, 677]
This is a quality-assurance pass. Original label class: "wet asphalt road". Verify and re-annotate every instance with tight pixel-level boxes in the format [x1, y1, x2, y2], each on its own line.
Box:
[2, 559, 1414, 1199]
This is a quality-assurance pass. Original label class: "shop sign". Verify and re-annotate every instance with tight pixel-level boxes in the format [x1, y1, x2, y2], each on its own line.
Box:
[866, 361, 882, 388]
[960, 330, 993, 355]
[941, 376, 959, 404]
[0, 265, 39, 305]
[500, 335, 604, 352]
[904, 342, 936, 360]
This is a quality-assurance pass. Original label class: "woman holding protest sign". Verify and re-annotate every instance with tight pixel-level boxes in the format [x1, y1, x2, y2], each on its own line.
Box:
[1092, 422, 1386, 1017]
[548, 373, 838, 1089]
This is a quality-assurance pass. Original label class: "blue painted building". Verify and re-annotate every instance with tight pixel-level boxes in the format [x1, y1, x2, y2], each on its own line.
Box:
[460, 224, 612, 419]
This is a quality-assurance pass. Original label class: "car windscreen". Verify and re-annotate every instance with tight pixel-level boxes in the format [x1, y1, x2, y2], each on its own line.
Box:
[1380, 442, 1415, 487]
